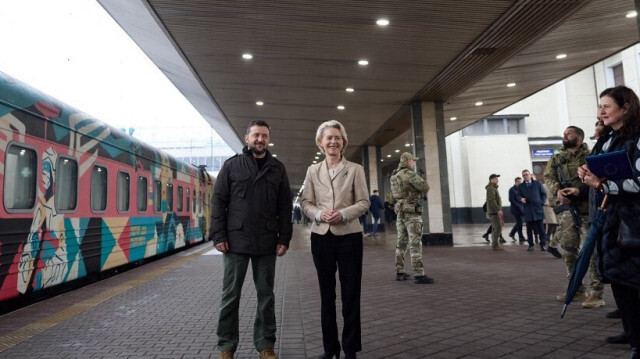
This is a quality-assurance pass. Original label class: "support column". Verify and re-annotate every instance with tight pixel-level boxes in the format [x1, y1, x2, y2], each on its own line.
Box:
[411, 101, 453, 245]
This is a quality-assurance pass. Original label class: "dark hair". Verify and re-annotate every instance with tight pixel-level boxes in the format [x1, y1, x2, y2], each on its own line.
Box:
[566, 126, 584, 140]
[246, 120, 271, 134]
[599, 86, 640, 139]
[514, 177, 522, 182]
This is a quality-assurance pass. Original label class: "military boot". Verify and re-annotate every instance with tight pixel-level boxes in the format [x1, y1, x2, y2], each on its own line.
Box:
[258, 348, 278, 359]
[582, 293, 605, 308]
[219, 350, 234, 359]
[556, 291, 587, 302]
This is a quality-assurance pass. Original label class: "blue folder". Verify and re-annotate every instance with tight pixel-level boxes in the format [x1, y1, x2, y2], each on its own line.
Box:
[585, 150, 634, 181]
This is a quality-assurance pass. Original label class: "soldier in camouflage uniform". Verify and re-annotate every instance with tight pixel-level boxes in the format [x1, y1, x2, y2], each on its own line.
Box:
[544, 126, 605, 308]
[390, 152, 434, 284]
[485, 174, 504, 250]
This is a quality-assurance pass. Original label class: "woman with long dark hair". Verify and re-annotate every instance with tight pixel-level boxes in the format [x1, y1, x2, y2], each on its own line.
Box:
[579, 86, 640, 359]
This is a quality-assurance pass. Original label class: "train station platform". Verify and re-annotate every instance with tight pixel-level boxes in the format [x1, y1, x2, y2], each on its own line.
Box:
[0, 223, 630, 358]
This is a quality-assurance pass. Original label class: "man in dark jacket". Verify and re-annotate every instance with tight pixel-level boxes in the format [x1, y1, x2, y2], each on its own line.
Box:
[517, 169, 547, 251]
[212, 120, 292, 359]
[508, 176, 525, 242]
[368, 189, 385, 236]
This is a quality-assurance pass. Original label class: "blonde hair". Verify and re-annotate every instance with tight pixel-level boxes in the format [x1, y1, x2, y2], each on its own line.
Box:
[315, 120, 348, 155]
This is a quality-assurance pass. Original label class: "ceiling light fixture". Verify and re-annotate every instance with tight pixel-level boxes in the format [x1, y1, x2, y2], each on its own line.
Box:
[395, 149, 400, 153]
[475, 101, 483, 106]
[405, 143, 410, 147]
[358, 60, 369, 66]
[268, 143, 274, 147]
[450, 117, 457, 121]
[256, 101, 264, 106]
[507, 82, 516, 87]
[627, 11, 637, 18]
[346, 87, 354, 93]
[337, 105, 345, 110]
[376, 19, 389, 26]
[272, 154, 277, 157]
[242, 53, 253, 60]
[556, 53, 567, 59]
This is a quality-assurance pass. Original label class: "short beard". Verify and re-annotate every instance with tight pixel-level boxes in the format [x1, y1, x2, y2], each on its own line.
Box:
[249, 145, 266, 155]
[563, 139, 578, 148]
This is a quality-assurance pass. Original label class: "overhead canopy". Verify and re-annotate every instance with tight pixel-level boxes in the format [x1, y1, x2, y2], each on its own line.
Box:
[98, 0, 639, 190]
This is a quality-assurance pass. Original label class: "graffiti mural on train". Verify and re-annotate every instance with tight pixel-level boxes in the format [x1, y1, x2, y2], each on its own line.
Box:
[0, 71, 213, 304]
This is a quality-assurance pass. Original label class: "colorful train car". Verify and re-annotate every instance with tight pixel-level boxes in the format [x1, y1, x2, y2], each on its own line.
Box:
[0, 71, 213, 308]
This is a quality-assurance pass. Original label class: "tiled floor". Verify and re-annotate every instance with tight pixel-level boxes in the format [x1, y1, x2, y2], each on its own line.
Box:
[0, 223, 630, 358]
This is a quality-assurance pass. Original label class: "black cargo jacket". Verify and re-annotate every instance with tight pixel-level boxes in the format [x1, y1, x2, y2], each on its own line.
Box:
[211, 147, 293, 255]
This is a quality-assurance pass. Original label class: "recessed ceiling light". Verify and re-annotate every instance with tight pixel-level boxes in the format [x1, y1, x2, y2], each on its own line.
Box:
[337, 105, 345, 110]
[316, 152, 321, 155]
[405, 143, 410, 147]
[242, 53, 253, 60]
[556, 53, 567, 59]
[272, 154, 277, 157]
[395, 149, 400, 153]
[507, 82, 516, 87]
[314, 156, 319, 159]
[268, 143, 274, 147]
[475, 101, 483, 106]
[450, 117, 457, 121]
[627, 11, 637, 18]
[312, 161, 317, 164]
[256, 101, 264, 106]
[380, 159, 384, 162]
[358, 60, 369, 66]
[386, 154, 391, 158]
[376, 19, 389, 26]
[346, 87, 355, 93]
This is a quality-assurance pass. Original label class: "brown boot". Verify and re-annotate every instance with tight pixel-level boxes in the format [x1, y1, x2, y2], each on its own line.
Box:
[582, 293, 605, 308]
[219, 350, 234, 359]
[259, 348, 278, 359]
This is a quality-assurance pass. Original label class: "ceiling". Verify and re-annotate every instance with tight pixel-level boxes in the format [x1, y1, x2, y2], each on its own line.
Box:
[98, 0, 639, 190]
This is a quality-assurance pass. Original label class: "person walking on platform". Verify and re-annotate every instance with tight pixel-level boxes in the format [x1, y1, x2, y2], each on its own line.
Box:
[390, 152, 435, 283]
[368, 190, 384, 236]
[508, 176, 526, 242]
[301, 120, 369, 359]
[516, 169, 547, 251]
[484, 174, 504, 250]
[544, 126, 605, 308]
[542, 183, 559, 253]
[212, 120, 292, 359]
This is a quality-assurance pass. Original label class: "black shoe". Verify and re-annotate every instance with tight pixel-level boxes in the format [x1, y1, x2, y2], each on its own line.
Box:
[509, 234, 516, 241]
[606, 309, 622, 319]
[482, 233, 490, 243]
[414, 275, 435, 284]
[527, 245, 534, 251]
[547, 246, 562, 258]
[540, 246, 547, 251]
[605, 332, 628, 344]
[396, 272, 410, 281]
[316, 344, 341, 359]
[344, 353, 356, 359]
[499, 237, 506, 243]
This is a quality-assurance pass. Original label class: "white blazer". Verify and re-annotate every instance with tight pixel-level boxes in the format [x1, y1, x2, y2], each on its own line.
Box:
[301, 157, 370, 236]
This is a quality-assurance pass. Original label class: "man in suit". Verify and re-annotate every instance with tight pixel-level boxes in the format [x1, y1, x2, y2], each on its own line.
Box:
[517, 169, 547, 251]
[508, 177, 525, 242]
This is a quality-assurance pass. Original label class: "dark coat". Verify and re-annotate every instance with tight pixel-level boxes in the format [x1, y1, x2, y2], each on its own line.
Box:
[592, 130, 640, 289]
[516, 180, 546, 221]
[508, 184, 524, 217]
[211, 147, 293, 255]
[369, 194, 384, 219]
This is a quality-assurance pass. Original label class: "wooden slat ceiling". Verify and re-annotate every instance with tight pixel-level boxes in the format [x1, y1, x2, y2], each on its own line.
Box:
[99, 0, 638, 190]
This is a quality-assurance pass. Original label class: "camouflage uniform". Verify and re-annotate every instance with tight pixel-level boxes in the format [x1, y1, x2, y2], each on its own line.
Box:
[485, 181, 502, 248]
[544, 143, 603, 298]
[390, 161, 429, 277]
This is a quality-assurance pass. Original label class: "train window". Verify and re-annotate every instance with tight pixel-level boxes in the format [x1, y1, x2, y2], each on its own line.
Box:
[192, 191, 196, 213]
[117, 171, 130, 213]
[55, 157, 78, 212]
[3, 144, 37, 211]
[186, 188, 190, 212]
[137, 176, 148, 212]
[177, 186, 183, 212]
[91, 165, 108, 212]
[166, 183, 174, 212]
[153, 180, 162, 212]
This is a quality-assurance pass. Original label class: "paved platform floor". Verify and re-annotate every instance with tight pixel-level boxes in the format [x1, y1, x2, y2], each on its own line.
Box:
[0, 223, 631, 358]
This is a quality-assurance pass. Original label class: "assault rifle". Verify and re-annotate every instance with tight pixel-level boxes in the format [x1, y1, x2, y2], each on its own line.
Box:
[552, 163, 583, 228]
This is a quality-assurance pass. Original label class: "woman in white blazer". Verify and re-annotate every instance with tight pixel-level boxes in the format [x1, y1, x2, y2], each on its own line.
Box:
[301, 120, 369, 359]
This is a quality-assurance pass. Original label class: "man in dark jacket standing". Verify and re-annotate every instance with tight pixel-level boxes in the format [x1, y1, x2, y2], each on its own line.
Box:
[212, 120, 293, 359]
[517, 169, 547, 252]
[368, 190, 385, 236]
[508, 176, 525, 242]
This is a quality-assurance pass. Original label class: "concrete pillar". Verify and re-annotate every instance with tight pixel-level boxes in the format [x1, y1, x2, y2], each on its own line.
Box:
[411, 101, 453, 245]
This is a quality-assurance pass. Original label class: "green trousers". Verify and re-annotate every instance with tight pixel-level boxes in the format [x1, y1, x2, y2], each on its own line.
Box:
[216, 252, 277, 352]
